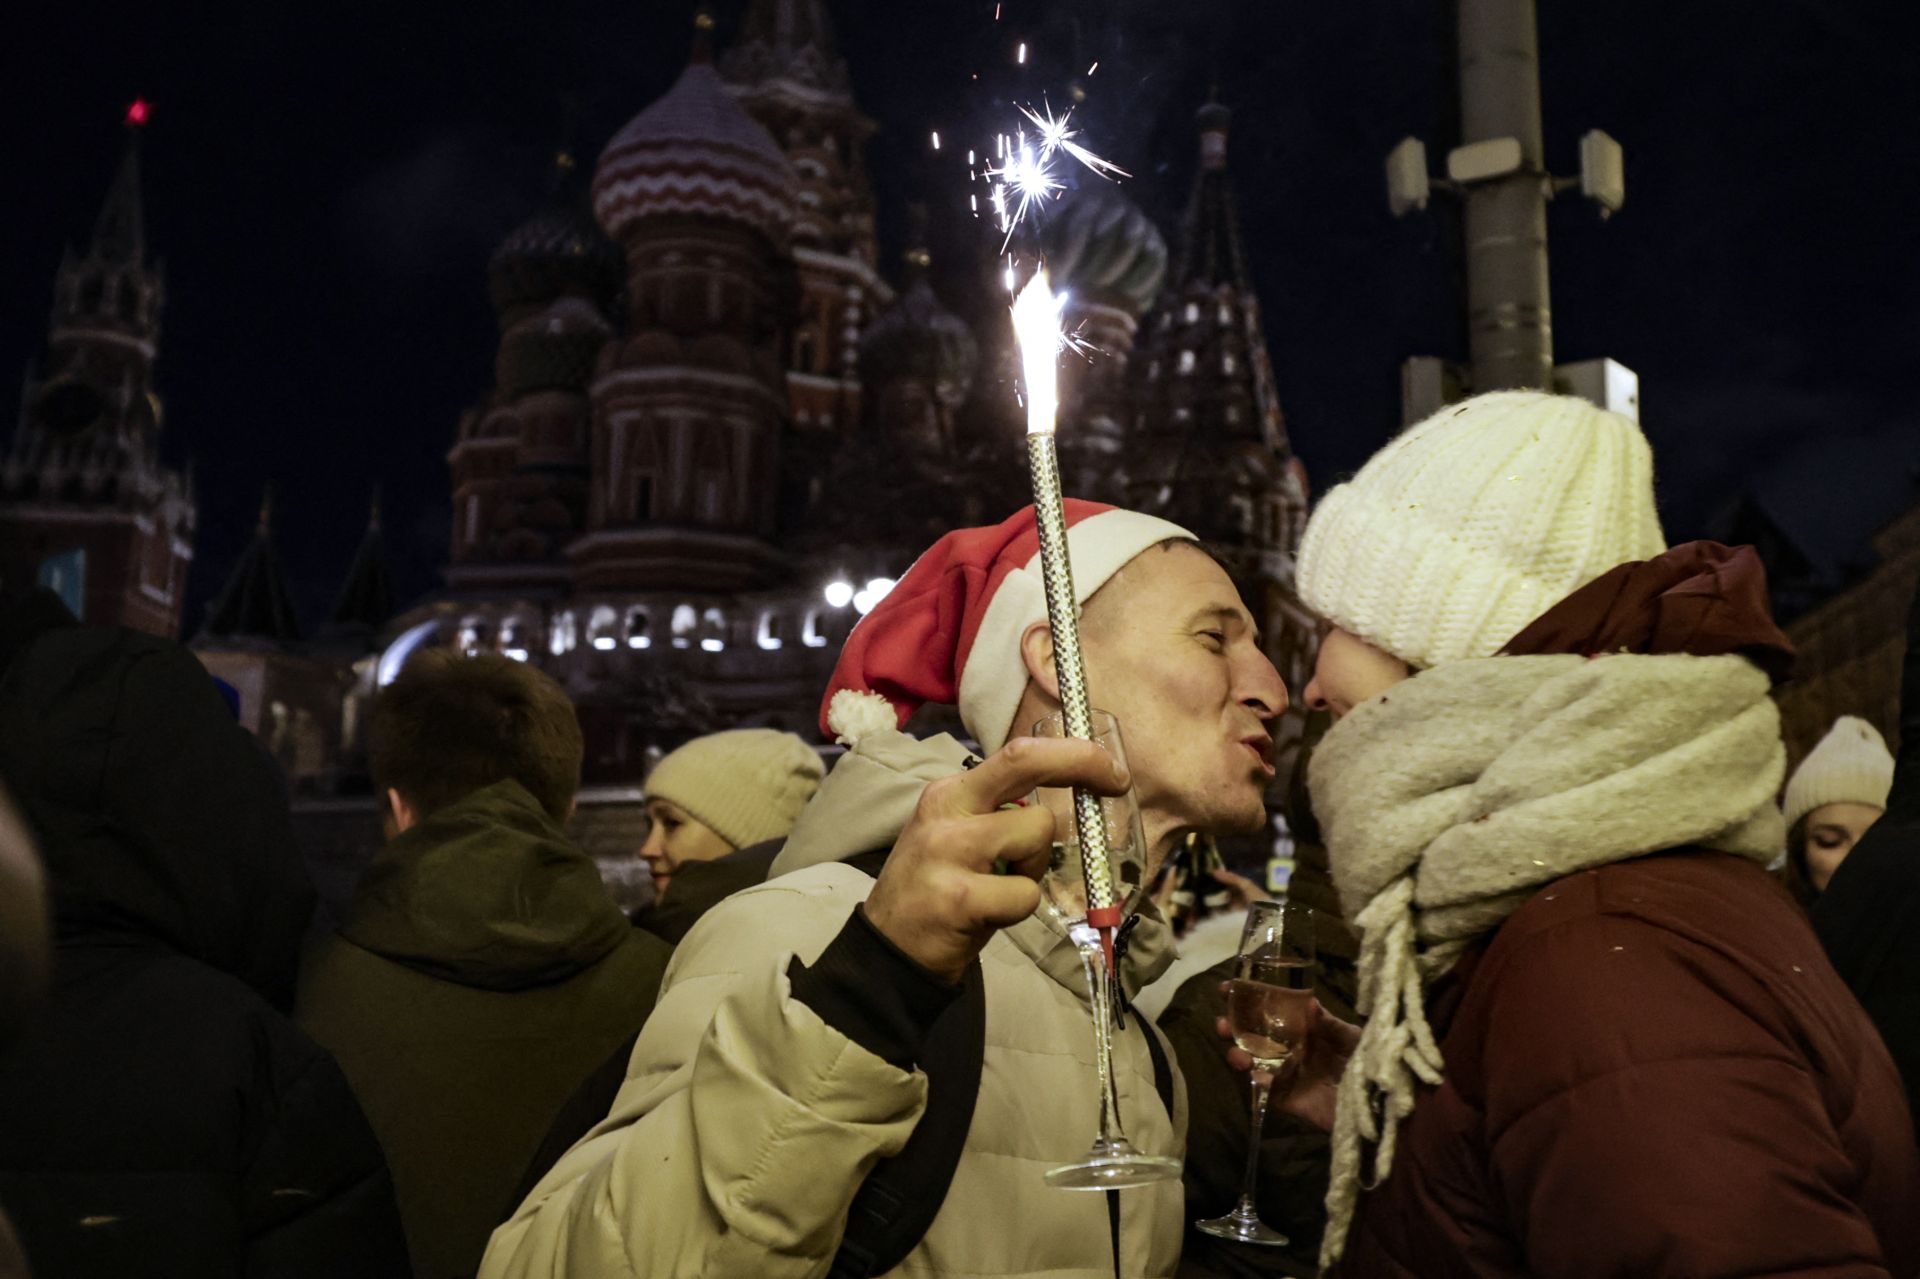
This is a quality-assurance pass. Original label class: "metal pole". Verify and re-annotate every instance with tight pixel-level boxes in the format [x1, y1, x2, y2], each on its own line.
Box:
[1458, 0, 1553, 391]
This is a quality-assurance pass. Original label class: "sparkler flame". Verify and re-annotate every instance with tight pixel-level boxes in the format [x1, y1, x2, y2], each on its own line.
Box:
[1011, 270, 1069, 437]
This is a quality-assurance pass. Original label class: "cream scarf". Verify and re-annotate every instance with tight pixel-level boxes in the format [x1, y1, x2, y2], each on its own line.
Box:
[1308, 653, 1786, 1272]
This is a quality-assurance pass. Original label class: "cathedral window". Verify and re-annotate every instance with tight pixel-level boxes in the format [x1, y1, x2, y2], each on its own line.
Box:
[699, 608, 727, 653]
[554, 611, 579, 657]
[795, 330, 819, 372]
[625, 607, 652, 649]
[1183, 302, 1200, 325]
[464, 497, 480, 549]
[671, 604, 697, 648]
[757, 611, 785, 650]
[1178, 350, 1196, 375]
[1218, 302, 1233, 327]
[117, 278, 140, 323]
[1222, 353, 1237, 375]
[457, 615, 485, 656]
[588, 605, 619, 652]
[802, 609, 829, 648]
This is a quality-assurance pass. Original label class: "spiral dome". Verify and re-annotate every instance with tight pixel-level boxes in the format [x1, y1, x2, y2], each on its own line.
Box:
[858, 264, 977, 401]
[1040, 184, 1167, 316]
[593, 57, 796, 246]
[488, 161, 624, 317]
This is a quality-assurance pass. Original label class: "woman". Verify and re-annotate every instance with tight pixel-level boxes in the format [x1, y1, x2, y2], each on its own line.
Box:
[1254, 390, 1916, 1276]
[1780, 715, 1894, 906]
[629, 728, 826, 944]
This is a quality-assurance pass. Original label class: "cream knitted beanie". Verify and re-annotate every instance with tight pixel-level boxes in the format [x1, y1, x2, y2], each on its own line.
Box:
[1783, 716, 1895, 830]
[643, 729, 825, 851]
[1296, 390, 1667, 670]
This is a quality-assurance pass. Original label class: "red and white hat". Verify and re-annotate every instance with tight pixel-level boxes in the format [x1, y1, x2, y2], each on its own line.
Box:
[820, 500, 1195, 754]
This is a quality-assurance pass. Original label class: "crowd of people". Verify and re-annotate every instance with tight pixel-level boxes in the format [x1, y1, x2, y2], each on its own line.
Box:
[0, 388, 1915, 1278]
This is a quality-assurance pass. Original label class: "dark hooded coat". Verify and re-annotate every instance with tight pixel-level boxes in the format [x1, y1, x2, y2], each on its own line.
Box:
[297, 779, 669, 1279]
[1814, 576, 1920, 1131]
[0, 603, 408, 1278]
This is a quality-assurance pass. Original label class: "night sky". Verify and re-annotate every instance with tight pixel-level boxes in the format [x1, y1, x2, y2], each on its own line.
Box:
[3, 0, 1915, 630]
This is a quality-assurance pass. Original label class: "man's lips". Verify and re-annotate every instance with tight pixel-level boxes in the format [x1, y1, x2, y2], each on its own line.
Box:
[1239, 736, 1277, 778]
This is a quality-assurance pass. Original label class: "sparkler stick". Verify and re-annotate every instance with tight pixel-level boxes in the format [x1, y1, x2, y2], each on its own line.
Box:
[1010, 269, 1123, 969]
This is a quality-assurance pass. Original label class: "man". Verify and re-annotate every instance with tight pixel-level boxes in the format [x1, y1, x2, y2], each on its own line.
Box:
[0, 590, 408, 1278]
[298, 650, 671, 1279]
[1270, 390, 1917, 1275]
[484, 500, 1289, 1278]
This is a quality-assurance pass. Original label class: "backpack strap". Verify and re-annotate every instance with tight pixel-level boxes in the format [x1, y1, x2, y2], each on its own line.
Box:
[828, 848, 987, 1278]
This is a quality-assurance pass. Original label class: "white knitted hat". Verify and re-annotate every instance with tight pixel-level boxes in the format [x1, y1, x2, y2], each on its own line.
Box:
[1296, 390, 1667, 669]
[643, 729, 825, 851]
[1782, 716, 1895, 830]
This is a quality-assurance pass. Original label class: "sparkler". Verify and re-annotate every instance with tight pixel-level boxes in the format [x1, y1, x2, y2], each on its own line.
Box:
[1010, 269, 1123, 968]
[980, 101, 1128, 250]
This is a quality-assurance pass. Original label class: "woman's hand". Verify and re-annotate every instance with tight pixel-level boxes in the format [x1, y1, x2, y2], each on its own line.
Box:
[1216, 994, 1361, 1133]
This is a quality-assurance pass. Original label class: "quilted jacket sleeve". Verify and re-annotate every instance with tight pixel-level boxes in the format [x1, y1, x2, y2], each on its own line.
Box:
[479, 871, 940, 1279]
[1476, 912, 1898, 1279]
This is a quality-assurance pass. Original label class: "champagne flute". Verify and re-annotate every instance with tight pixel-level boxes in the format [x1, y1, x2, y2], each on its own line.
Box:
[1195, 898, 1317, 1245]
[1031, 709, 1182, 1191]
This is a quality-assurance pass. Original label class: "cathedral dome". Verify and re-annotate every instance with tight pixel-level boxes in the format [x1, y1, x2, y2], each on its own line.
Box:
[593, 57, 796, 247]
[489, 160, 624, 317]
[497, 296, 613, 398]
[1041, 184, 1168, 316]
[858, 262, 977, 402]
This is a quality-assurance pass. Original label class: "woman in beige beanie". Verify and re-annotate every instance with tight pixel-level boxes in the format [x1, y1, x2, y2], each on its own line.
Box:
[1780, 716, 1895, 906]
[638, 729, 825, 903]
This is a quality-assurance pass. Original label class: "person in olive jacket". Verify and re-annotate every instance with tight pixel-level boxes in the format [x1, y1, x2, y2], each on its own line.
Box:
[297, 650, 669, 1279]
[0, 590, 409, 1279]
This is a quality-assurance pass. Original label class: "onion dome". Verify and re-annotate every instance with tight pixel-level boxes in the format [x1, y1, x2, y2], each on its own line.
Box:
[488, 155, 624, 318]
[593, 45, 796, 247]
[497, 295, 614, 398]
[858, 249, 977, 403]
[1040, 184, 1167, 316]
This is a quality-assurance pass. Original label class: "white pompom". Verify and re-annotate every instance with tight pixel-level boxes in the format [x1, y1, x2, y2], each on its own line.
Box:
[826, 688, 899, 747]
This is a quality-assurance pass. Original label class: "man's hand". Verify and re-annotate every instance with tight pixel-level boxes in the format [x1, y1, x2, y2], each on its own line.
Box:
[1217, 993, 1360, 1133]
[863, 736, 1129, 983]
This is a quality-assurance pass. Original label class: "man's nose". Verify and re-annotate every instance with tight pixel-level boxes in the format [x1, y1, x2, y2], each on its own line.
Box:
[1239, 649, 1290, 720]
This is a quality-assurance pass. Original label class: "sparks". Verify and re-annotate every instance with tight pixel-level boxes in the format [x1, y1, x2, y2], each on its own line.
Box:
[994, 1, 1001, 16]
[931, 130, 941, 150]
[984, 132, 1062, 248]
[1018, 102, 1130, 179]
[1017, 41, 1027, 64]
[1087, 60, 1099, 75]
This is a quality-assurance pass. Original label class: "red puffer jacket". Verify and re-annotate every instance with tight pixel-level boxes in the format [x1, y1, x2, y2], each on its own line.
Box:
[1338, 850, 1920, 1278]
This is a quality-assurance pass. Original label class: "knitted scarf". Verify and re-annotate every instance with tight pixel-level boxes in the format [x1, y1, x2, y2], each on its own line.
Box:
[1309, 652, 1786, 1272]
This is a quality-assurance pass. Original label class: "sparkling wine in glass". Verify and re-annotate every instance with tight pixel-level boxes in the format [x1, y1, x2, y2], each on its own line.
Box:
[1031, 709, 1181, 1191]
[1196, 899, 1317, 1246]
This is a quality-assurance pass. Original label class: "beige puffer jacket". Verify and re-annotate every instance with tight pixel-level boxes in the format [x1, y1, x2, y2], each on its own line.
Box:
[481, 729, 1187, 1279]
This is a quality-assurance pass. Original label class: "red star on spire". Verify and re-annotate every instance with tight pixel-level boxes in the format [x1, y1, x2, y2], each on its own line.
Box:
[125, 99, 150, 127]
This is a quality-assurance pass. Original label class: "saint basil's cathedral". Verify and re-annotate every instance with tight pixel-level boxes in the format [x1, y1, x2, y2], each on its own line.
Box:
[0, 0, 1314, 796]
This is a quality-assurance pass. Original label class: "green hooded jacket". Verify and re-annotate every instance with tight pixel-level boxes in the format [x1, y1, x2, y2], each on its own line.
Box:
[297, 779, 669, 1279]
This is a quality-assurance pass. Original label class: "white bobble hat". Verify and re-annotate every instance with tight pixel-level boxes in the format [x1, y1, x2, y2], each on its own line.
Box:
[1296, 390, 1667, 669]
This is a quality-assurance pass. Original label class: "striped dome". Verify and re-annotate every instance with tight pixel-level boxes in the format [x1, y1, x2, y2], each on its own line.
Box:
[593, 59, 795, 246]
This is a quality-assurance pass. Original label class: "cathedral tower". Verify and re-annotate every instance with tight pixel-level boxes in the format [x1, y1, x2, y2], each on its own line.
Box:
[576, 20, 798, 592]
[0, 103, 194, 635]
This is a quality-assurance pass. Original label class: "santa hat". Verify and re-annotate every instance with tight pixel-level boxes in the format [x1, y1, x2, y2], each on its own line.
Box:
[820, 500, 1195, 754]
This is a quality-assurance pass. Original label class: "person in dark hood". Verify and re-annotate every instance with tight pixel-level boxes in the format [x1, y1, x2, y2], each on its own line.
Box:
[1813, 579, 1920, 1133]
[296, 649, 669, 1279]
[0, 590, 409, 1279]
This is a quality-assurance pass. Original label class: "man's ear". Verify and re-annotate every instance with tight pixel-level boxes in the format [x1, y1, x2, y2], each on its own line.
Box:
[385, 788, 419, 835]
[1019, 621, 1062, 701]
